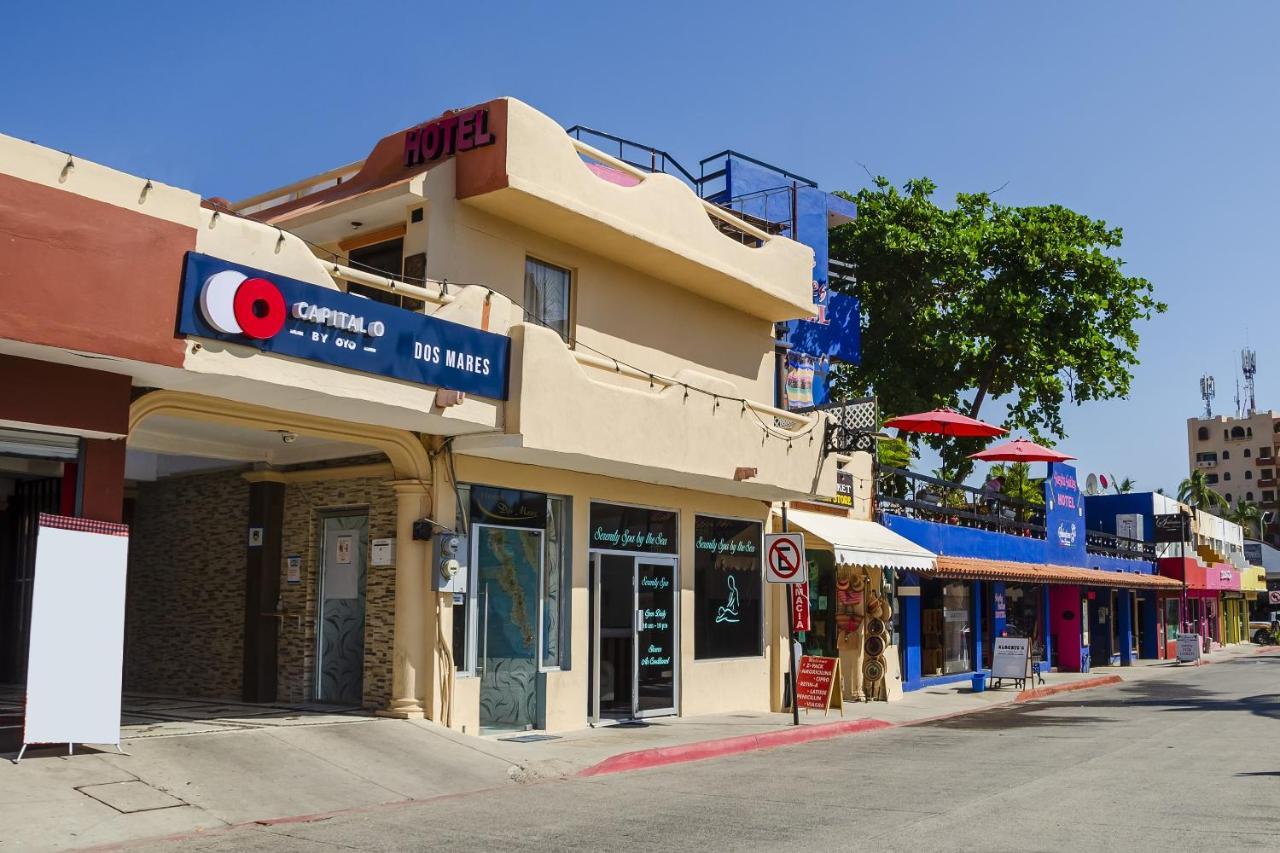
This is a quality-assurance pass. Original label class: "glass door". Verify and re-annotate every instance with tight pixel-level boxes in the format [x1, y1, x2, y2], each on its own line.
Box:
[635, 559, 677, 717]
[473, 524, 543, 732]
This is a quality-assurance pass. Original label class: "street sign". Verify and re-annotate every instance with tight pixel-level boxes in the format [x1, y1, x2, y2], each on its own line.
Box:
[765, 532, 805, 583]
[1269, 590, 1280, 606]
[791, 581, 812, 632]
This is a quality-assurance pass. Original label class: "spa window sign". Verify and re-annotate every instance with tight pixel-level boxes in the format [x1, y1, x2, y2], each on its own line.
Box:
[177, 252, 510, 399]
[589, 503, 677, 554]
[694, 516, 763, 660]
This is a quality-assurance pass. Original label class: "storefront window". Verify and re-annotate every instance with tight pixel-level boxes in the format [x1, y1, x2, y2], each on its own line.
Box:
[1004, 584, 1044, 660]
[590, 503, 677, 554]
[922, 578, 972, 675]
[693, 516, 763, 659]
[454, 485, 570, 673]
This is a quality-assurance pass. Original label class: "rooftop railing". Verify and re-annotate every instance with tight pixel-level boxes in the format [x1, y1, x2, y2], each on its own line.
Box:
[1084, 530, 1156, 561]
[876, 466, 1047, 539]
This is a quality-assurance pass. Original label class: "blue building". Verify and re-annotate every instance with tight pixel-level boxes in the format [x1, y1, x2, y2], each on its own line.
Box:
[878, 462, 1180, 689]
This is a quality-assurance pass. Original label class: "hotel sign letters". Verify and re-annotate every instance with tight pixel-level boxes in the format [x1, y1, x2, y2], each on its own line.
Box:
[403, 108, 496, 167]
[178, 252, 510, 399]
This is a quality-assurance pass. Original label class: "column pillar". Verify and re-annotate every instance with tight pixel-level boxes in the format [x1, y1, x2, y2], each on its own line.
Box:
[1042, 585, 1053, 669]
[1117, 589, 1134, 666]
[972, 580, 984, 673]
[900, 579, 921, 690]
[383, 480, 431, 719]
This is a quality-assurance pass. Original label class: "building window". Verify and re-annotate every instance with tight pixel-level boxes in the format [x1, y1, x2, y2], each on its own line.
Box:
[1196, 451, 1217, 463]
[1225, 493, 1233, 503]
[1265, 490, 1276, 502]
[1197, 426, 1210, 441]
[1245, 448, 1253, 458]
[453, 485, 571, 674]
[524, 257, 573, 343]
[1231, 426, 1246, 439]
[1248, 427, 1254, 437]
[1224, 472, 1232, 481]
[346, 238, 423, 311]
[1246, 470, 1254, 480]
[1247, 491, 1255, 501]
[1262, 448, 1273, 459]
[922, 578, 971, 675]
[1206, 474, 1219, 484]
[694, 516, 763, 660]
[1223, 450, 1230, 460]
[1263, 469, 1274, 480]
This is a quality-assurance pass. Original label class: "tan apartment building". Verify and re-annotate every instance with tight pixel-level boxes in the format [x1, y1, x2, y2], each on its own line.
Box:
[1186, 412, 1280, 525]
[0, 97, 928, 738]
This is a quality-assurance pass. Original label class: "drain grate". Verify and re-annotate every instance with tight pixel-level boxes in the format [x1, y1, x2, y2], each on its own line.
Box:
[498, 734, 562, 743]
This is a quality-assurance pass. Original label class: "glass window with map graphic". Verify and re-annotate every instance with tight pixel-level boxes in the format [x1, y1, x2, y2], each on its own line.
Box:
[694, 516, 763, 659]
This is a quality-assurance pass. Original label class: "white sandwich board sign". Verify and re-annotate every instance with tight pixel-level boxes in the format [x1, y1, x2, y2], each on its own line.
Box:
[19, 514, 130, 761]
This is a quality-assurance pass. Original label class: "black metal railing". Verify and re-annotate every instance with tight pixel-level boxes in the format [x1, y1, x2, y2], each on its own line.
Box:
[565, 126, 699, 187]
[1085, 529, 1157, 560]
[876, 466, 1047, 539]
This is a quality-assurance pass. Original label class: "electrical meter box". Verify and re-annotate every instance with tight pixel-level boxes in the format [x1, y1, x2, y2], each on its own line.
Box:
[432, 532, 467, 593]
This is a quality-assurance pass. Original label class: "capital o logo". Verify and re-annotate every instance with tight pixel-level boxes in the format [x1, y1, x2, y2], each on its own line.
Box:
[200, 271, 287, 340]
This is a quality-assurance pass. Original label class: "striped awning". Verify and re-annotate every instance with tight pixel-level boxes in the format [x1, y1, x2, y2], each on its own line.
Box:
[934, 556, 1181, 590]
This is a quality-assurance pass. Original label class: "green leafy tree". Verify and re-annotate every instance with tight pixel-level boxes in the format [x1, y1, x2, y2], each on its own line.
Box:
[830, 178, 1165, 476]
[876, 435, 912, 470]
[1177, 469, 1226, 512]
[1229, 499, 1263, 539]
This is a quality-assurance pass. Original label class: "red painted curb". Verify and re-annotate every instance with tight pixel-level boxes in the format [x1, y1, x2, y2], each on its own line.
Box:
[577, 718, 892, 778]
[1014, 674, 1121, 703]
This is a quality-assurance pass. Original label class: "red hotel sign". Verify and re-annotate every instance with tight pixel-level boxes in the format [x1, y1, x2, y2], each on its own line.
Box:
[403, 108, 496, 167]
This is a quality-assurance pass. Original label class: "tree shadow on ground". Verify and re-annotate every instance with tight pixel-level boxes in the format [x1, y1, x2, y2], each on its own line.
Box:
[910, 656, 1280, 730]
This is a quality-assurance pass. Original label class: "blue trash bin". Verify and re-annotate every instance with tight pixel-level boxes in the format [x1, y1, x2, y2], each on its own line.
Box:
[971, 672, 987, 693]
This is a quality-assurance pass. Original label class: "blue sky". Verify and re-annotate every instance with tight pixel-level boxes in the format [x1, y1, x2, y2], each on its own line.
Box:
[4, 2, 1276, 493]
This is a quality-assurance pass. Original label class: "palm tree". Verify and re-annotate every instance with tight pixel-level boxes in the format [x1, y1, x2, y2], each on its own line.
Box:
[1177, 469, 1227, 513]
[1229, 499, 1264, 539]
[1112, 477, 1136, 494]
[988, 462, 1045, 506]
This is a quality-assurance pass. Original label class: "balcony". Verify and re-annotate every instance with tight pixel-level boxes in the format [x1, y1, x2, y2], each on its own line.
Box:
[1085, 529, 1156, 561]
[456, 99, 817, 323]
[454, 323, 838, 501]
[1255, 456, 1274, 466]
[1195, 459, 1217, 468]
[876, 466, 1046, 539]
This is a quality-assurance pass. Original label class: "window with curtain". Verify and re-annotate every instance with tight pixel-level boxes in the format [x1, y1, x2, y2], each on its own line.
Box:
[524, 257, 572, 343]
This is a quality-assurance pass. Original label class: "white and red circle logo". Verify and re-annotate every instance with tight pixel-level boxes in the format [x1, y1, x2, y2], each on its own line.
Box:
[200, 271, 287, 340]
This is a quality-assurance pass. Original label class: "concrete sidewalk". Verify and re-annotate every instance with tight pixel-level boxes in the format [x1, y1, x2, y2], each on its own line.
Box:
[0, 643, 1266, 852]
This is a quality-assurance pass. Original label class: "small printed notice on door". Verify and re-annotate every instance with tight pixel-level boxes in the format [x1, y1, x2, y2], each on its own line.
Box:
[286, 555, 302, 585]
[336, 534, 354, 565]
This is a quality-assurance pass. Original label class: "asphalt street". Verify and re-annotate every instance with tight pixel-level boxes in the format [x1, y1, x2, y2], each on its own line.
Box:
[136, 654, 1280, 853]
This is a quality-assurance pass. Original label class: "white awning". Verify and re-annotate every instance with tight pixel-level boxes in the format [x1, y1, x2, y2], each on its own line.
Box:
[775, 508, 936, 571]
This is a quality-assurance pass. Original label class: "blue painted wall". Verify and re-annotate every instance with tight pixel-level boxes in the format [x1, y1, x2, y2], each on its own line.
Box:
[1085, 492, 1157, 538]
[712, 154, 861, 366]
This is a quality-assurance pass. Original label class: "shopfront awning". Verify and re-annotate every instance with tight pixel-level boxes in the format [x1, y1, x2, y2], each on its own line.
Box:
[934, 556, 1182, 590]
[776, 508, 936, 571]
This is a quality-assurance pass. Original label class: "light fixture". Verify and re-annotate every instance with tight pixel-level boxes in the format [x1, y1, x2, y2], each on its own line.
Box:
[278, 431, 298, 444]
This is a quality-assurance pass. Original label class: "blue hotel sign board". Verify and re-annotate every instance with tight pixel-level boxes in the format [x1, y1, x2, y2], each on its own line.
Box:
[178, 252, 510, 399]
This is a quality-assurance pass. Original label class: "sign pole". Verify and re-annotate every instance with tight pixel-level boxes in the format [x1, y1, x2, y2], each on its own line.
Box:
[782, 503, 799, 727]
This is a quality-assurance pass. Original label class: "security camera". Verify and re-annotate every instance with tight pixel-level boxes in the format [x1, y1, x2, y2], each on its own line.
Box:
[279, 431, 298, 444]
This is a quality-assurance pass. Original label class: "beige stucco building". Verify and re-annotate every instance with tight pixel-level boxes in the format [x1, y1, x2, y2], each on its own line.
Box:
[1186, 411, 1280, 524]
[0, 96, 927, 737]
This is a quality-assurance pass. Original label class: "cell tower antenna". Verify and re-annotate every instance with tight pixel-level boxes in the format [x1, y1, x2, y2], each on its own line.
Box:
[1200, 374, 1215, 419]
[1235, 378, 1242, 418]
[1242, 348, 1258, 416]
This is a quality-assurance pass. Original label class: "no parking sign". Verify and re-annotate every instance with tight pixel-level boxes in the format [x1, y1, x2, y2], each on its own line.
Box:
[765, 532, 805, 584]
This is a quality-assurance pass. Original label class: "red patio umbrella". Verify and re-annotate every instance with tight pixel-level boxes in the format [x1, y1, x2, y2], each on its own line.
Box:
[883, 407, 1007, 438]
[968, 437, 1076, 462]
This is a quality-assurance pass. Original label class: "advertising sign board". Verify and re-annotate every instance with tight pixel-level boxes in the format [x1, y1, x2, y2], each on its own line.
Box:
[1177, 633, 1202, 663]
[795, 655, 843, 714]
[991, 637, 1032, 681]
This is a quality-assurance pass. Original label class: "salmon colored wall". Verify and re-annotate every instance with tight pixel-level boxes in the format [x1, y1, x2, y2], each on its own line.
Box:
[0, 173, 191, 367]
[0, 354, 131, 435]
